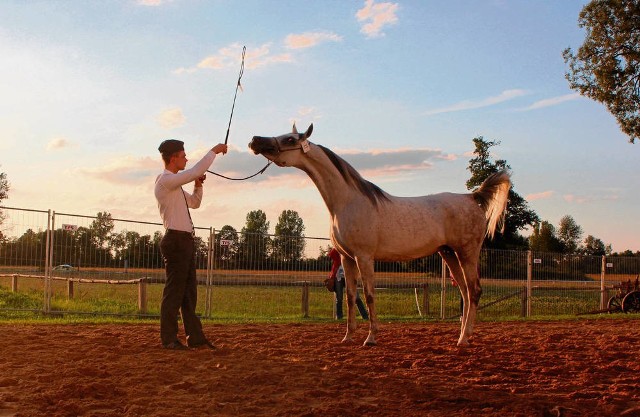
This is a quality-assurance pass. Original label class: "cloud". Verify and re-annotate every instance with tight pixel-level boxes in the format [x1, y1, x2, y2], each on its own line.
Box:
[284, 32, 343, 49]
[330, 147, 453, 177]
[424, 89, 529, 115]
[356, 0, 399, 38]
[174, 43, 292, 74]
[46, 137, 72, 151]
[520, 93, 582, 111]
[563, 193, 619, 204]
[526, 190, 554, 201]
[157, 107, 185, 130]
[79, 155, 159, 185]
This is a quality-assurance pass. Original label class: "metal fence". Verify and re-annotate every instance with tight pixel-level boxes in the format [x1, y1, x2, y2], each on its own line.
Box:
[0, 206, 638, 320]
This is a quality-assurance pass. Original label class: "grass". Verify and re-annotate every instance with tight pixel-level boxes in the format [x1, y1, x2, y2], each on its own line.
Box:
[1, 275, 638, 325]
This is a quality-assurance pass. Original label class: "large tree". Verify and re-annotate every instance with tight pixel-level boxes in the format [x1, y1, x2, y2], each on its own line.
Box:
[466, 137, 539, 249]
[90, 211, 115, 248]
[582, 234, 607, 256]
[272, 210, 306, 262]
[239, 210, 270, 268]
[557, 215, 584, 253]
[563, 0, 640, 143]
[529, 221, 564, 253]
[215, 225, 240, 267]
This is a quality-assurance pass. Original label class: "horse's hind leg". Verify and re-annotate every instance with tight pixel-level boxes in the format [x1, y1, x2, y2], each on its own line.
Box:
[439, 250, 471, 346]
[340, 256, 360, 343]
[353, 256, 377, 346]
[457, 251, 482, 344]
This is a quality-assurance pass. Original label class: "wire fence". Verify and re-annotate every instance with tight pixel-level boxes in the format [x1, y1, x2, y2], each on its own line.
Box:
[0, 206, 638, 320]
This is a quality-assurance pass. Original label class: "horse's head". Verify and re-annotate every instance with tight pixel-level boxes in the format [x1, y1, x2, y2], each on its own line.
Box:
[248, 123, 314, 167]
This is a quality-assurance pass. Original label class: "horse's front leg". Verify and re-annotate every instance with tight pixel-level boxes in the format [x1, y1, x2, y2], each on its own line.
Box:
[340, 257, 359, 343]
[355, 257, 377, 346]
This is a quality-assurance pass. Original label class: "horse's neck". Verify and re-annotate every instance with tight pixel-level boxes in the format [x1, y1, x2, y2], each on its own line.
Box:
[300, 149, 365, 213]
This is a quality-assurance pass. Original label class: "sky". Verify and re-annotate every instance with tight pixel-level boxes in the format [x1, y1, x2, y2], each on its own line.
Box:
[0, 0, 638, 253]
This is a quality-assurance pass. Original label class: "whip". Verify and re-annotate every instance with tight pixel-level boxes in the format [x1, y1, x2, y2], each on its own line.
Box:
[208, 45, 273, 180]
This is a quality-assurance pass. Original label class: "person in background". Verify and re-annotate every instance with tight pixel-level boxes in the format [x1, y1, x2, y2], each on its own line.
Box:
[328, 247, 369, 320]
[155, 139, 227, 350]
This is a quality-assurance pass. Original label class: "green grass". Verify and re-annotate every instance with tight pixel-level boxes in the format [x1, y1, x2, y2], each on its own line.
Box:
[1, 278, 638, 324]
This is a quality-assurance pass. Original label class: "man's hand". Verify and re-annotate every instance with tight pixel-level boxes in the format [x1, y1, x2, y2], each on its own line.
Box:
[195, 174, 206, 187]
[212, 143, 228, 155]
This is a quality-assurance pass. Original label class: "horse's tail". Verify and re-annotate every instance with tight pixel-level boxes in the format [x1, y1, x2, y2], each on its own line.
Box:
[472, 170, 511, 240]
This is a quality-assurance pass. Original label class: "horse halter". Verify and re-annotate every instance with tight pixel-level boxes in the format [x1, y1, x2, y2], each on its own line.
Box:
[271, 135, 310, 154]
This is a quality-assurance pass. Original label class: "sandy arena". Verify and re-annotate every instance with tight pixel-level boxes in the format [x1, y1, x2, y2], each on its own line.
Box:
[1, 319, 639, 417]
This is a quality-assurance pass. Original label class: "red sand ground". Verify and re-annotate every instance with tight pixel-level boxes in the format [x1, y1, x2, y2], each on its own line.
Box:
[1, 319, 639, 417]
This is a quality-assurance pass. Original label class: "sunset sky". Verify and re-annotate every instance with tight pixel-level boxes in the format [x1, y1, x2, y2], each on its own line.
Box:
[1, 0, 638, 252]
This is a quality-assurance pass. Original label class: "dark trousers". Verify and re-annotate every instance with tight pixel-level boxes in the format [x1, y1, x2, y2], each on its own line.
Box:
[335, 279, 369, 320]
[159, 230, 206, 346]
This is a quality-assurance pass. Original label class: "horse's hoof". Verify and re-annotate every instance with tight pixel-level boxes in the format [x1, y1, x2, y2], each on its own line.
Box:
[456, 339, 470, 347]
[363, 339, 377, 347]
[341, 337, 355, 344]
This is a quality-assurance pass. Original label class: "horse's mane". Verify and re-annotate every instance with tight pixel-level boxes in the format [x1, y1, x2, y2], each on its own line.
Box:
[317, 145, 390, 207]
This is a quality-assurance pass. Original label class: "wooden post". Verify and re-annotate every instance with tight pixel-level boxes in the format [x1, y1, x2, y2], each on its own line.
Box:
[521, 287, 527, 317]
[440, 258, 447, 319]
[600, 255, 606, 310]
[67, 280, 74, 299]
[138, 278, 148, 314]
[422, 282, 429, 316]
[301, 281, 309, 318]
[526, 250, 533, 317]
[11, 275, 18, 292]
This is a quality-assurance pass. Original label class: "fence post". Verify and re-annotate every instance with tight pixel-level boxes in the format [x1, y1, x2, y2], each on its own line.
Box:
[11, 274, 18, 292]
[526, 250, 532, 317]
[67, 280, 74, 299]
[440, 258, 447, 319]
[521, 287, 527, 317]
[301, 281, 309, 318]
[422, 282, 429, 317]
[205, 228, 215, 318]
[600, 255, 606, 310]
[138, 278, 148, 314]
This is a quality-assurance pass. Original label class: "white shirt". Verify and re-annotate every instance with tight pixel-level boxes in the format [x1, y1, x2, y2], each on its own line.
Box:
[154, 151, 216, 233]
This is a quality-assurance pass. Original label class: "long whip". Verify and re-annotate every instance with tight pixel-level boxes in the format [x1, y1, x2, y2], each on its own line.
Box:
[208, 46, 273, 180]
[225, 46, 245, 145]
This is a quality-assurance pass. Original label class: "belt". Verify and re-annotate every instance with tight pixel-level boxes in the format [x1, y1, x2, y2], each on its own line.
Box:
[166, 229, 195, 238]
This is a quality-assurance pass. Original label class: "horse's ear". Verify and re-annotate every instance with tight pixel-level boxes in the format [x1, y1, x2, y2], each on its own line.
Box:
[304, 124, 313, 139]
[292, 123, 298, 134]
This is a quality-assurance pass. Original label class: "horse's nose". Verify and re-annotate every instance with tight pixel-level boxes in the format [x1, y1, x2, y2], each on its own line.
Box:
[248, 136, 262, 153]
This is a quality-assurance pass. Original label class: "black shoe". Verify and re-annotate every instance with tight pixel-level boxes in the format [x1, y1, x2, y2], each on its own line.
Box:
[163, 340, 188, 350]
[188, 340, 216, 350]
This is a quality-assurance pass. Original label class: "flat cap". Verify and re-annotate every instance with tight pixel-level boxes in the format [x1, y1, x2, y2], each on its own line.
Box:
[158, 139, 184, 155]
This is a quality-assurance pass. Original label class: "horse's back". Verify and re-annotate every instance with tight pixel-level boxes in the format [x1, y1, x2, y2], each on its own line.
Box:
[368, 192, 485, 260]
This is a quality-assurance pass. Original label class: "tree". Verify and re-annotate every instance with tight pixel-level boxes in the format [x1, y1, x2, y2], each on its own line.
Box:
[90, 211, 115, 248]
[466, 137, 539, 249]
[0, 168, 9, 242]
[239, 210, 270, 268]
[214, 225, 240, 268]
[272, 210, 306, 262]
[582, 234, 607, 256]
[557, 215, 583, 253]
[563, 0, 640, 143]
[529, 221, 564, 253]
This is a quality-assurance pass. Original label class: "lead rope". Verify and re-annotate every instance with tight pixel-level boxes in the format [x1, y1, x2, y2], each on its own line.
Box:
[207, 46, 272, 181]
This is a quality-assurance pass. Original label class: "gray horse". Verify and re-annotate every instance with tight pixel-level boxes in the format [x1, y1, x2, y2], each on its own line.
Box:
[249, 124, 510, 346]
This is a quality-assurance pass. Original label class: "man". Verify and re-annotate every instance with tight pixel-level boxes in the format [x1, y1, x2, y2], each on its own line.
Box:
[155, 139, 227, 350]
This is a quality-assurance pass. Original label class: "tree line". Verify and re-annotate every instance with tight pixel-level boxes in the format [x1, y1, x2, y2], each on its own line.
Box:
[0, 209, 319, 270]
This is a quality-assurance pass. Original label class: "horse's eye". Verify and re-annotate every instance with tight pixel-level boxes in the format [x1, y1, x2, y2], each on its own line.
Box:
[286, 137, 296, 144]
